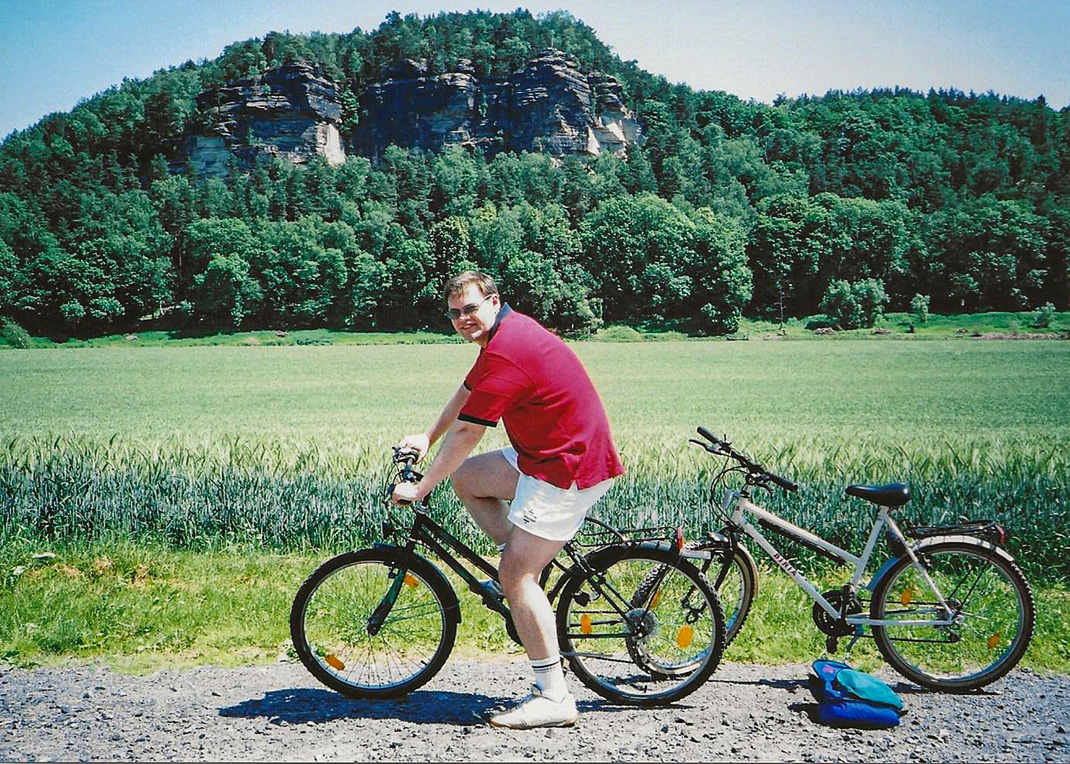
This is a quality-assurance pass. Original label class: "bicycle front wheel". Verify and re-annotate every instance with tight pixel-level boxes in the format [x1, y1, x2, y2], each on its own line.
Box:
[557, 547, 725, 706]
[290, 548, 458, 698]
[702, 545, 758, 648]
[871, 540, 1035, 692]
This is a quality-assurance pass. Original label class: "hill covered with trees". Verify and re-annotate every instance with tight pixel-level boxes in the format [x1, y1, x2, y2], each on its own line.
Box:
[1, 9, 1068, 338]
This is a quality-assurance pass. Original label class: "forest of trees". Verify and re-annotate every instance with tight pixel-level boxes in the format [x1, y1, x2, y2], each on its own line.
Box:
[1, 9, 1068, 338]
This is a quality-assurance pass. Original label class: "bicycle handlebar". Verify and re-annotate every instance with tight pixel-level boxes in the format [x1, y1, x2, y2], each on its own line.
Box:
[393, 446, 421, 466]
[388, 447, 425, 506]
[694, 426, 798, 493]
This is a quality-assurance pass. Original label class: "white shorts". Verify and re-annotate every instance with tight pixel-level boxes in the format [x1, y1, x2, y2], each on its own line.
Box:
[499, 447, 615, 542]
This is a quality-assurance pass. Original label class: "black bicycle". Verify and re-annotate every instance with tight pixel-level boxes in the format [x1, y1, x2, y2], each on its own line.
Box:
[290, 448, 727, 706]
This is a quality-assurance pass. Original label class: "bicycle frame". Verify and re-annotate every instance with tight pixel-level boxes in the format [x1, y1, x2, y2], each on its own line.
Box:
[380, 506, 513, 621]
[721, 489, 957, 628]
[374, 506, 658, 636]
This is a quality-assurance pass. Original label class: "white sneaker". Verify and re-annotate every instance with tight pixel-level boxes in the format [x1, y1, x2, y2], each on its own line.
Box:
[488, 686, 579, 729]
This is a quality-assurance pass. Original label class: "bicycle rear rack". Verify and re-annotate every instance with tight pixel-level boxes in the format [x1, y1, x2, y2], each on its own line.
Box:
[575, 521, 679, 549]
[905, 519, 1005, 546]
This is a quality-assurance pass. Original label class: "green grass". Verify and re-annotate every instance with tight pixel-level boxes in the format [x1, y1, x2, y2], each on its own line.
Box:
[1, 340, 1067, 575]
[0, 541, 538, 670]
[731, 310, 1070, 339]
[1, 328, 466, 349]
[2, 339, 1067, 442]
[3, 542, 1066, 675]
[2, 311, 1067, 350]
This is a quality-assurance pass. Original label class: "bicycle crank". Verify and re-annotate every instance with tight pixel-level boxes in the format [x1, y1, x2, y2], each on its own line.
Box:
[812, 590, 863, 637]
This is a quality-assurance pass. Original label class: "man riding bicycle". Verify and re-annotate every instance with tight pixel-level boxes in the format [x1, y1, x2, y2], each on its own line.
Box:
[393, 271, 623, 729]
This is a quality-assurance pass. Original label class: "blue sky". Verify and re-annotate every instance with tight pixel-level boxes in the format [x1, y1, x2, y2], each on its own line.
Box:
[1, 0, 1068, 139]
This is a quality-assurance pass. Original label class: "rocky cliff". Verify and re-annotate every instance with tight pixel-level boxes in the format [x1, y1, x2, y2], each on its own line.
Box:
[184, 61, 346, 177]
[352, 49, 641, 159]
[181, 50, 640, 177]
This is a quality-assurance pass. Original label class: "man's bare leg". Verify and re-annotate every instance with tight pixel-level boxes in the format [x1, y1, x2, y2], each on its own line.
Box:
[491, 526, 579, 728]
[497, 527, 568, 661]
[450, 451, 518, 545]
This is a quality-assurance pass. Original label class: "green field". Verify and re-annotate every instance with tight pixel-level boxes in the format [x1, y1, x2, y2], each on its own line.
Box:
[1, 339, 1068, 668]
[2, 340, 1068, 555]
[3, 339, 1068, 442]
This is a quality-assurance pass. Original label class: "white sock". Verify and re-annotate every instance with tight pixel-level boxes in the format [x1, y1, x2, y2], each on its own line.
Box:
[496, 542, 507, 552]
[531, 655, 568, 702]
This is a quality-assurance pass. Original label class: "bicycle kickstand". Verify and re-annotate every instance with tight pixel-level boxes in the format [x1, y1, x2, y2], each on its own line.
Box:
[843, 628, 863, 657]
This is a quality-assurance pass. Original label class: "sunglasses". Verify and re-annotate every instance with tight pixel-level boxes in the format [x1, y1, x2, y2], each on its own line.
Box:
[445, 295, 492, 320]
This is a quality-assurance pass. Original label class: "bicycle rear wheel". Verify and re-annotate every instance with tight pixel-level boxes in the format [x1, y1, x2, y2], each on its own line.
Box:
[627, 544, 756, 681]
[871, 540, 1035, 692]
[290, 548, 458, 698]
[556, 546, 725, 706]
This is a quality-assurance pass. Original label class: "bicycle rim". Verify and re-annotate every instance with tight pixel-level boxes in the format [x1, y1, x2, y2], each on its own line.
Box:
[559, 548, 724, 705]
[632, 546, 754, 677]
[708, 548, 756, 648]
[294, 555, 453, 696]
[872, 543, 1034, 691]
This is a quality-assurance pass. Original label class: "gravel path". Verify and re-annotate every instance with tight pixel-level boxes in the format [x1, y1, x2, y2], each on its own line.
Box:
[2, 659, 1068, 762]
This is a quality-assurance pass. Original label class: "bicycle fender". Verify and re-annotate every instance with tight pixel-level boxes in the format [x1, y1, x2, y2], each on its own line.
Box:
[547, 544, 696, 603]
[910, 534, 1017, 564]
[372, 544, 463, 625]
[866, 535, 1016, 592]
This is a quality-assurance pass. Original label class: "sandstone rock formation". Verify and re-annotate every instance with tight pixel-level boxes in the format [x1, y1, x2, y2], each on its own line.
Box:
[184, 62, 345, 177]
[352, 49, 641, 159]
[180, 50, 640, 178]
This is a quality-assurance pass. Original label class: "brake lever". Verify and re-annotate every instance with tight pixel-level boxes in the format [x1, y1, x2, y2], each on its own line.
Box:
[689, 438, 730, 457]
[751, 476, 774, 496]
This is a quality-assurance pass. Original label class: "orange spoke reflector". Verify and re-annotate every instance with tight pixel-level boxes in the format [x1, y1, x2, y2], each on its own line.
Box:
[987, 633, 1002, 649]
[650, 590, 662, 609]
[900, 587, 914, 605]
[580, 614, 592, 634]
[677, 625, 694, 649]
[404, 574, 419, 588]
[325, 653, 345, 671]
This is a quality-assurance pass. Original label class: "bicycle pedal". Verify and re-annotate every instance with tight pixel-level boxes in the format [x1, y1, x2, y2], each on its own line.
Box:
[474, 579, 505, 605]
[825, 635, 839, 653]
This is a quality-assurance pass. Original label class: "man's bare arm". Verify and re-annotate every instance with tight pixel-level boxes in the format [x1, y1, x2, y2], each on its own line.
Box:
[393, 419, 485, 504]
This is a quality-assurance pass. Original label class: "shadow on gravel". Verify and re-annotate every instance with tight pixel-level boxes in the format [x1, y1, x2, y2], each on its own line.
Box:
[706, 677, 809, 691]
[788, 701, 821, 723]
[220, 687, 511, 726]
[220, 688, 667, 726]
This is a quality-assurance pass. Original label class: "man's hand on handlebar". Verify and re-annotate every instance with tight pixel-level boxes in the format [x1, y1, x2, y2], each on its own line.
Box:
[391, 481, 425, 506]
[395, 433, 430, 462]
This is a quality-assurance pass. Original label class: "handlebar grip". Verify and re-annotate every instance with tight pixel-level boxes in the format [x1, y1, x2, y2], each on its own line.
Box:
[696, 426, 720, 445]
[769, 473, 799, 493]
[386, 483, 414, 506]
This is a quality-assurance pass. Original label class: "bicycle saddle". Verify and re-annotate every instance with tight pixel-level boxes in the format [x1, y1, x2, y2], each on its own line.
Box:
[845, 483, 911, 507]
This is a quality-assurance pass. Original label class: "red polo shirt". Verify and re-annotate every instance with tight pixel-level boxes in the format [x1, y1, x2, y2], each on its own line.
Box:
[458, 305, 624, 489]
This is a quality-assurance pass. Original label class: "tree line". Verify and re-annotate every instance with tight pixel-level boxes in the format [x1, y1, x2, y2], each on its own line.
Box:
[1, 9, 1068, 337]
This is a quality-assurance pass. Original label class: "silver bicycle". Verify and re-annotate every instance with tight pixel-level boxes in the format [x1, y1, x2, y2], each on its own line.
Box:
[637, 427, 1035, 693]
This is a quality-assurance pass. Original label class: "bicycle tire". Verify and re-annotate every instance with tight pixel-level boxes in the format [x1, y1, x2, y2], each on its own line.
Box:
[870, 539, 1035, 692]
[556, 546, 725, 706]
[290, 547, 458, 698]
[712, 545, 758, 647]
[626, 545, 755, 678]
